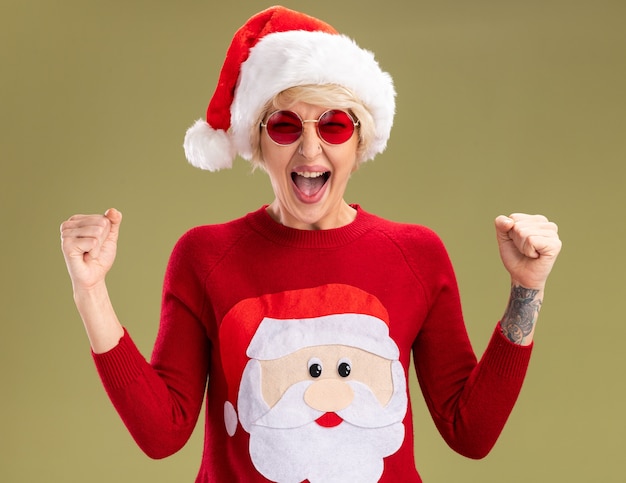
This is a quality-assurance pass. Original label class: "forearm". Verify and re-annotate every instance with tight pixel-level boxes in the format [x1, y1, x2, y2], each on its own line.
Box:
[73, 281, 124, 354]
[500, 284, 543, 346]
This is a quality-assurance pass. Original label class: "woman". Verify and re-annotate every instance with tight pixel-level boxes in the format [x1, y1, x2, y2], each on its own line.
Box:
[60, 6, 561, 483]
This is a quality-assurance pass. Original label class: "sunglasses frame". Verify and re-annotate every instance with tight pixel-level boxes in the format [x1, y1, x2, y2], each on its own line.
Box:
[260, 109, 360, 146]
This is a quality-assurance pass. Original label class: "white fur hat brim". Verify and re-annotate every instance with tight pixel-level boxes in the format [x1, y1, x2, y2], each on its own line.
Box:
[247, 314, 399, 361]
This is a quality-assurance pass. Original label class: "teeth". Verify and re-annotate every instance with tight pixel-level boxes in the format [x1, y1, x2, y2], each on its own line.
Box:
[295, 171, 327, 178]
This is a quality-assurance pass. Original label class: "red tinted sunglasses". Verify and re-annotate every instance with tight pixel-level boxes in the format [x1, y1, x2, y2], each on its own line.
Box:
[261, 110, 360, 146]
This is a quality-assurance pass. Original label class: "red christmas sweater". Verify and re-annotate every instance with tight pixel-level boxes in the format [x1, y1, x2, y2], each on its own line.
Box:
[93, 205, 533, 482]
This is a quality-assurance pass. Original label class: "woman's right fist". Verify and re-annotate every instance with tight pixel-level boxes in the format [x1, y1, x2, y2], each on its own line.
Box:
[60, 208, 123, 291]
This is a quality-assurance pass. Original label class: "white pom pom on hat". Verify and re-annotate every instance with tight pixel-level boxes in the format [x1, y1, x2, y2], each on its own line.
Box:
[183, 5, 396, 171]
[183, 119, 236, 172]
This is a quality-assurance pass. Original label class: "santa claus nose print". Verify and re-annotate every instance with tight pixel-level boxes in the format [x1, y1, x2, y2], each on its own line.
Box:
[219, 284, 408, 483]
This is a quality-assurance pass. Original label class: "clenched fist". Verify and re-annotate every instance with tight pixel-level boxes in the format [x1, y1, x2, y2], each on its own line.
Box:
[494, 213, 562, 290]
[60, 208, 123, 292]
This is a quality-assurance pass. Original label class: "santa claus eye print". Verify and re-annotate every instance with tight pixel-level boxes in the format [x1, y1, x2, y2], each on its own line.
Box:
[337, 358, 352, 377]
[307, 356, 352, 378]
[308, 358, 323, 378]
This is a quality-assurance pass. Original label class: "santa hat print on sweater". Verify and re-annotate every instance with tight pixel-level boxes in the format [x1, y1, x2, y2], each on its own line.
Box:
[183, 5, 396, 171]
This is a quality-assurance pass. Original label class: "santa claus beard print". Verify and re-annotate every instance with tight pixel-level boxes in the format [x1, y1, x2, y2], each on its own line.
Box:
[237, 358, 407, 483]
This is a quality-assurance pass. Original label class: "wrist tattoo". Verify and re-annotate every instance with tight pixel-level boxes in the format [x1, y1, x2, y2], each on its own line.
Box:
[501, 285, 542, 344]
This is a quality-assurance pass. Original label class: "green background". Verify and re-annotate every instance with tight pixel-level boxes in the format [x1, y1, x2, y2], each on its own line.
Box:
[2, 1, 625, 481]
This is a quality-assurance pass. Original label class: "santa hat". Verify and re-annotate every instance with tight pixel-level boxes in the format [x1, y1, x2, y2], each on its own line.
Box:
[183, 5, 396, 171]
[219, 284, 398, 436]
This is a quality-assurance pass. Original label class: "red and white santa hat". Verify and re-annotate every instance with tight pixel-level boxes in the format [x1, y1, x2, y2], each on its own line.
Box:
[183, 5, 396, 171]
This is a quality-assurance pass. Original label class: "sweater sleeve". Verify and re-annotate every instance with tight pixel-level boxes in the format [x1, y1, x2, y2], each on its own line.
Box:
[410, 229, 532, 459]
[92, 229, 211, 459]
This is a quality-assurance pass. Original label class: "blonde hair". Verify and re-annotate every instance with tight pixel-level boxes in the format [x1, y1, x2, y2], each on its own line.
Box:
[249, 84, 375, 171]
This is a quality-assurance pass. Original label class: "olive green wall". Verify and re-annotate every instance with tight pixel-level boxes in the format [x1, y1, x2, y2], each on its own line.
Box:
[2, 1, 624, 481]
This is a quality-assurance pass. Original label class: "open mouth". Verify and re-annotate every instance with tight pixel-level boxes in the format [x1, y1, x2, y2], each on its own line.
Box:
[291, 171, 331, 198]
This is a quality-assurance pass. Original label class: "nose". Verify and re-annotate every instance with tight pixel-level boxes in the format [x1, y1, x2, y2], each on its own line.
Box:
[304, 379, 354, 412]
[297, 121, 322, 159]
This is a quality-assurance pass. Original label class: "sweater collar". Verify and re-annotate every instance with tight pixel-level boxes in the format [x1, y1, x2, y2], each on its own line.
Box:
[245, 204, 376, 248]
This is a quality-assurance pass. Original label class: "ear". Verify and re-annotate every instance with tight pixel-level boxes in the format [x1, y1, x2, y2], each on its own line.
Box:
[351, 155, 361, 174]
[255, 142, 268, 173]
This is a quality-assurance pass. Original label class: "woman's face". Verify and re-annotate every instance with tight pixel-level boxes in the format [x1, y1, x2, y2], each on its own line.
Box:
[260, 102, 360, 230]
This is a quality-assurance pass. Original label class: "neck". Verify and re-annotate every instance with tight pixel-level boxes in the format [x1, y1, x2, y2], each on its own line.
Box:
[266, 201, 357, 230]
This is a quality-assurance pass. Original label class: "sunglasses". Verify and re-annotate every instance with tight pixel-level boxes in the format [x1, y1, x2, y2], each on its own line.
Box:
[261, 109, 360, 146]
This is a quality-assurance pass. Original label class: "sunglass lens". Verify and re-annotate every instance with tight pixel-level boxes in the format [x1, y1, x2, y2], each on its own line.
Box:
[318, 110, 355, 144]
[266, 111, 302, 145]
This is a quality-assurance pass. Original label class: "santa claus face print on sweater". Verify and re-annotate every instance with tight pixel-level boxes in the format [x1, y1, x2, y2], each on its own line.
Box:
[220, 284, 408, 483]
